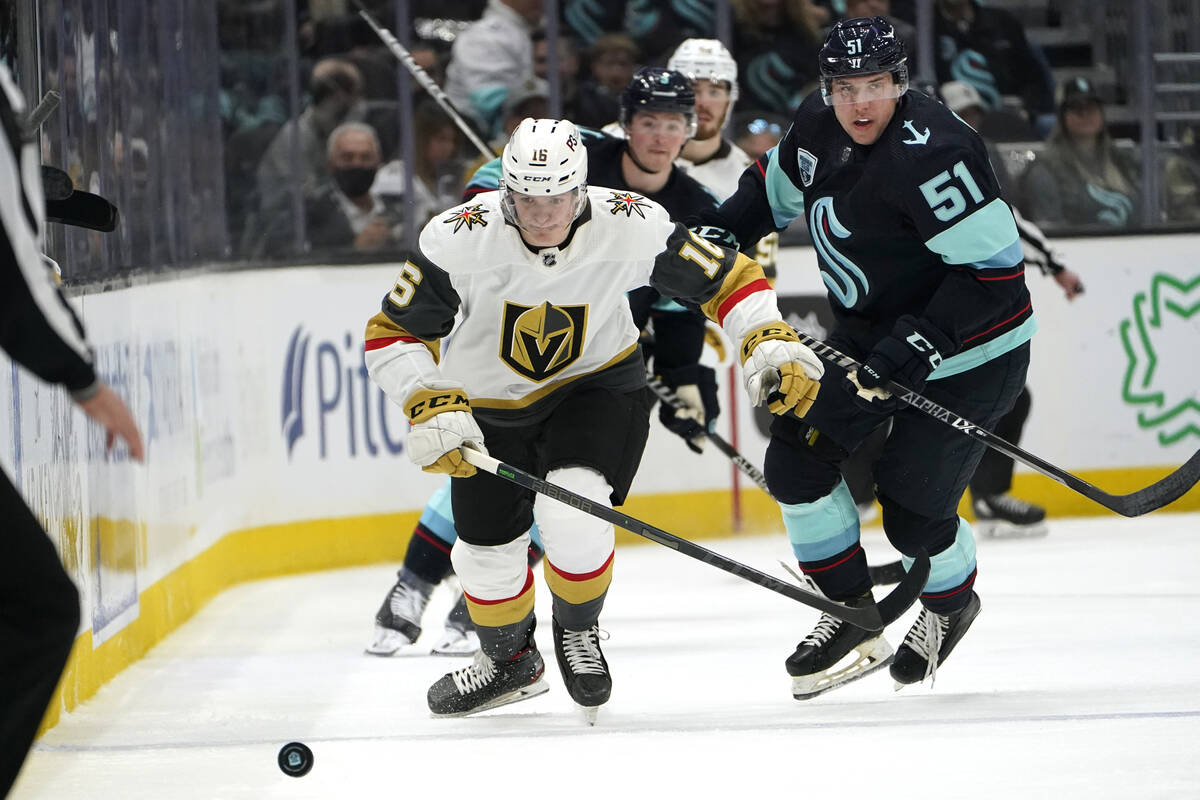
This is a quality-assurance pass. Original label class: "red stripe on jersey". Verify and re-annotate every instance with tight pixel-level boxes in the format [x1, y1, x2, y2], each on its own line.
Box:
[364, 335, 419, 351]
[546, 550, 615, 582]
[801, 545, 863, 574]
[962, 301, 1032, 344]
[717, 278, 771, 326]
[413, 525, 452, 555]
[464, 568, 535, 605]
[976, 268, 1025, 281]
[755, 158, 767, 177]
[921, 569, 978, 599]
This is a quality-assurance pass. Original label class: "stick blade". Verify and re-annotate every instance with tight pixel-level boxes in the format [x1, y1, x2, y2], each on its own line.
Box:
[876, 550, 929, 626]
[1100, 447, 1200, 517]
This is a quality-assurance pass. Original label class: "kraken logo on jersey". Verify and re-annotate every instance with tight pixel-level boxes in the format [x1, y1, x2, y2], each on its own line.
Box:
[442, 203, 490, 233]
[796, 147, 818, 187]
[605, 191, 652, 219]
[500, 301, 588, 381]
[810, 196, 869, 308]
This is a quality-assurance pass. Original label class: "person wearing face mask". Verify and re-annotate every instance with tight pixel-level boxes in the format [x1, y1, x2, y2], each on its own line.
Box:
[252, 58, 366, 230]
[256, 122, 403, 257]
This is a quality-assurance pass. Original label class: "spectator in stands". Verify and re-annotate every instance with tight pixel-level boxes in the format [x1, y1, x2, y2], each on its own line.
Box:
[1021, 76, 1141, 229]
[254, 58, 366, 221]
[257, 122, 406, 257]
[375, 101, 469, 233]
[730, 0, 823, 115]
[574, 33, 639, 129]
[933, 0, 1055, 139]
[940, 80, 1021, 205]
[461, 77, 551, 181]
[444, 0, 542, 137]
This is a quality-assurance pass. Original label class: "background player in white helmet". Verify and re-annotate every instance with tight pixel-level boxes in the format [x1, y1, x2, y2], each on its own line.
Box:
[364, 117, 821, 719]
[668, 39, 780, 280]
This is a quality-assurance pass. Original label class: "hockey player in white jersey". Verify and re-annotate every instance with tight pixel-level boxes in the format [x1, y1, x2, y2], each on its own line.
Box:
[667, 39, 780, 276]
[364, 118, 823, 718]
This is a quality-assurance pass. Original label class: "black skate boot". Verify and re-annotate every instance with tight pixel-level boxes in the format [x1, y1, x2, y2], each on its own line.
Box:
[365, 573, 433, 656]
[890, 590, 982, 687]
[430, 590, 480, 657]
[786, 595, 893, 700]
[972, 493, 1048, 538]
[427, 641, 548, 716]
[552, 619, 611, 723]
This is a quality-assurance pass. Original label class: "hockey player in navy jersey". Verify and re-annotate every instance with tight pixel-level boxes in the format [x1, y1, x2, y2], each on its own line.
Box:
[697, 17, 1033, 697]
[365, 117, 822, 718]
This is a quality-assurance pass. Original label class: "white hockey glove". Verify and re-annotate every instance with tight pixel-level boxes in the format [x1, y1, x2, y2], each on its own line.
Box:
[403, 382, 487, 478]
[740, 323, 824, 418]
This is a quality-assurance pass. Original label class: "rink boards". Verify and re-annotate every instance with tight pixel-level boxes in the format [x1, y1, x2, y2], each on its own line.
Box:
[1, 234, 1197, 733]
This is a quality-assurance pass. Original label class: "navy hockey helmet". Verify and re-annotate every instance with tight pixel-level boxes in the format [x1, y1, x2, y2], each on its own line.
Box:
[818, 16, 909, 106]
[619, 67, 698, 138]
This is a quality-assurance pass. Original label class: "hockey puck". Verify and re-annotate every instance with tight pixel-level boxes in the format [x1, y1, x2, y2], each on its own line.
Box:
[277, 741, 313, 777]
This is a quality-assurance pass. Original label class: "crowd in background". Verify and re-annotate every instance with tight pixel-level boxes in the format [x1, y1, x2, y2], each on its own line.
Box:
[8, 0, 1200, 282]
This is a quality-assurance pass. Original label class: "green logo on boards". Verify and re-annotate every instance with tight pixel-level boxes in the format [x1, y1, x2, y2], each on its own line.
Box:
[1119, 273, 1200, 445]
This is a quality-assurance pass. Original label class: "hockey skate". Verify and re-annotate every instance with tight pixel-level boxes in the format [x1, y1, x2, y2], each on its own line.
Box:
[552, 619, 611, 725]
[891, 590, 982, 688]
[972, 493, 1048, 538]
[786, 594, 894, 700]
[428, 643, 548, 716]
[365, 576, 431, 656]
[430, 591, 480, 656]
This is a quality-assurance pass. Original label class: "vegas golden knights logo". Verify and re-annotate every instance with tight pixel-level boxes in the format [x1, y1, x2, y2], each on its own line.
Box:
[500, 301, 588, 381]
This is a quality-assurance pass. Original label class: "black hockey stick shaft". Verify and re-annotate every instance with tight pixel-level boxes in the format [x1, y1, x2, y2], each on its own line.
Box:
[645, 374, 770, 490]
[647, 373, 905, 585]
[349, 0, 496, 160]
[796, 331, 1200, 518]
[460, 447, 929, 629]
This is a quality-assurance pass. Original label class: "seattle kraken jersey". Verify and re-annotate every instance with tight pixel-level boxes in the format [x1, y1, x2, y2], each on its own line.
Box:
[364, 186, 781, 425]
[703, 89, 1034, 378]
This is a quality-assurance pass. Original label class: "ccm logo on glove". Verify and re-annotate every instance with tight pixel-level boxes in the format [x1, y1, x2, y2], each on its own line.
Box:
[405, 389, 470, 422]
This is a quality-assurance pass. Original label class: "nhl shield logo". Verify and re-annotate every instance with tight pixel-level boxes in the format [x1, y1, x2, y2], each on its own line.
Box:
[500, 301, 588, 382]
[796, 147, 818, 187]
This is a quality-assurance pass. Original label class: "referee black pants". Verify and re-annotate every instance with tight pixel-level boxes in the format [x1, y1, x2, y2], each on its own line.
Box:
[0, 469, 80, 797]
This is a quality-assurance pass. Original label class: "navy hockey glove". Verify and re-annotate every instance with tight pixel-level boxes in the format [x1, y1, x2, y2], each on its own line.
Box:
[845, 316, 953, 413]
[656, 365, 720, 454]
[688, 224, 740, 251]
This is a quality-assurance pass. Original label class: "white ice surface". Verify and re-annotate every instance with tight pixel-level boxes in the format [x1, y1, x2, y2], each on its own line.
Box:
[13, 513, 1200, 800]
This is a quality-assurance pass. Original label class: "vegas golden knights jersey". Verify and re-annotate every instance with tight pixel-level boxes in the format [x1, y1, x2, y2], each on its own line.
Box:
[365, 185, 783, 426]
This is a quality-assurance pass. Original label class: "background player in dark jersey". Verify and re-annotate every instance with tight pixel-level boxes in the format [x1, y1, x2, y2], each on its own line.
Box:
[698, 17, 1032, 698]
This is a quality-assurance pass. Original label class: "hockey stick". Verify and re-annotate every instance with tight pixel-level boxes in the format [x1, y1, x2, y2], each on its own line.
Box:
[459, 447, 930, 630]
[349, 0, 496, 160]
[646, 373, 769, 490]
[646, 373, 907, 585]
[795, 331, 1200, 518]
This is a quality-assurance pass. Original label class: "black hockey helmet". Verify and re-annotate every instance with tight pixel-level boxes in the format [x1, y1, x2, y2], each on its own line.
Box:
[818, 16, 909, 106]
[619, 67, 697, 137]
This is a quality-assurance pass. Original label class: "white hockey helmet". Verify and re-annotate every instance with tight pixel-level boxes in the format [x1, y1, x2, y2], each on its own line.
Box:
[668, 38, 739, 109]
[500, 118, 588, 229]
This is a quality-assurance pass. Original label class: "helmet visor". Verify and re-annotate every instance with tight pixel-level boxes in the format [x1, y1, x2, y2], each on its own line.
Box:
[824, 72, 907, 106]
[501, 184, 587, 233]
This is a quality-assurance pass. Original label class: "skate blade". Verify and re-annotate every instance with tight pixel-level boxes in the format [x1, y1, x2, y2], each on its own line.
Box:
[432, 678, 550, 717]
[430, 629, 480, 657]
[577, 704, 601, 726]
[364, 626, 416, 657]
[791, 637, 894, 700]
[978, 519, 1049, 539]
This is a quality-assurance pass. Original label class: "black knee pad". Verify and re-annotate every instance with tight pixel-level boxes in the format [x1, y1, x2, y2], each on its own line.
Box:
[764, 418, 846, 504]
[878, 492, 959, 557]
